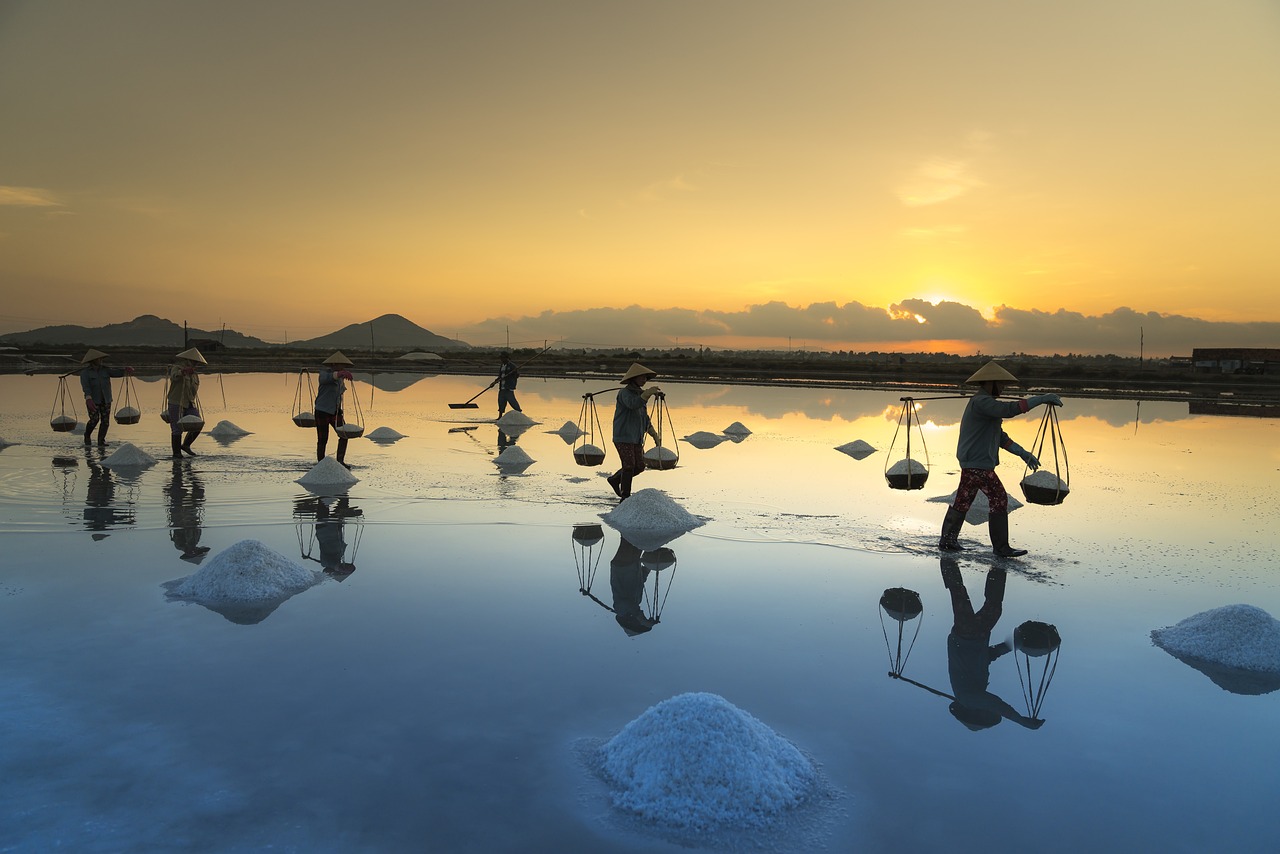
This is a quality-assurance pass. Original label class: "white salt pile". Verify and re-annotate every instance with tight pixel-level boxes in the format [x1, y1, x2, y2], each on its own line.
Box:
[552, 420, 584, 438]
[600, 692, 817, 832]
[927, 490, 1023, 525]
[365, 426, 406, 440]
[722, 421, 752, 436]
[494, 446, 534, 466]
[115, 406, 141, 419]
[835, 439, 876, 459]
[644, 446, 679, 463]
[1151, 605, 1280, 674]
[683, 431, 725, 449]
[167, 539, 319, 604]
[177, 414, 204, 428]
[602, 488, 703, 550]
[496, 411, 537, 427]
[297, 456, 360, 487]
[575, 443, 605, 457]
[335, 423, 364, 437]
[1023, 470, 1069, 491]
[101, 443, 157, 468]
[209, 420, 251, 437]
[886, 458, 927, 476]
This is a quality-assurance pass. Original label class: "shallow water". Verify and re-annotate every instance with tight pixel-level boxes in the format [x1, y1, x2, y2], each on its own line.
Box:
[2, 372, 1279, 852]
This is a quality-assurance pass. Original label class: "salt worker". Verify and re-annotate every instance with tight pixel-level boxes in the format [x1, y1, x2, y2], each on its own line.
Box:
[606, 363, 661, 500]
[167, 348, 206, 459]
[79, 349, 133, 446]
[938, 360, 1062, 557]
[496, 352, 522, 418]
[315, 351, 355, 469]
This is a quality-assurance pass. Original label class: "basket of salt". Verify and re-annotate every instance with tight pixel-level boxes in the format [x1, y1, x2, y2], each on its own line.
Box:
[293, 411, 316, 428]
[178, 413, 205, 433]
[573, 443, 606, 467]
[642, 392, 680, 470]
[1021, 470, 1069, 505]
[291, 371, 317, 428]
[50, 376, 80, 432]
[885, 458, 928, 490]
[880, 587, 923, 622]
[51, 414, 78, 433]
[1014, 620, 1061, 657]
[114, 406, 141, 425]
[644, 446, 679, 470]
[336, 423, 364, 439]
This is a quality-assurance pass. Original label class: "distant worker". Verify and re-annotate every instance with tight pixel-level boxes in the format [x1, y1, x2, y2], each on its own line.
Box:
[79, 349, 132, 446]
[938, 361, 1062, 557]
[496, 352, 522, 418]
[315, 351, 355, 468]
[167, 348, 206, 459]
[606, 363, 661, 500]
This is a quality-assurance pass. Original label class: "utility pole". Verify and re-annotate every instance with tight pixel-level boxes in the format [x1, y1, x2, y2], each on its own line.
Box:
[183, 320, 188, 348]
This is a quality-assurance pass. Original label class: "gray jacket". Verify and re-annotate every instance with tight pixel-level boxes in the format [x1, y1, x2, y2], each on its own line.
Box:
[955, 391, 1029, 470]
[314, 367, 346, 415]
[612, 383, 653, 444]
[80, 365, 125, 406]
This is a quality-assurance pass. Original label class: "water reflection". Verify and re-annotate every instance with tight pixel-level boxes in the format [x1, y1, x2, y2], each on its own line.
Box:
[165, 461, 209, 564]
[83, 447, 135, 538]
[572, 526, 678, 635]
[294, 495, 364, 579]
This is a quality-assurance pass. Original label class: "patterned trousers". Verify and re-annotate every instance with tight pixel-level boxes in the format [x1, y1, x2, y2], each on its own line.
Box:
[952, 468, 1009, 514]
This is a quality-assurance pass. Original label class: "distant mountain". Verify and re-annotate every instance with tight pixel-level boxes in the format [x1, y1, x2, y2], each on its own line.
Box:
[0, 315, 271, 348]
[291, 314, 469, 351]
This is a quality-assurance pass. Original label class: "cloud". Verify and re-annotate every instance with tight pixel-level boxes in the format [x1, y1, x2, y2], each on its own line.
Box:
[456, 299, 1280, 356]
[895, 158, 983, 207]
[0, 186, 61, 207]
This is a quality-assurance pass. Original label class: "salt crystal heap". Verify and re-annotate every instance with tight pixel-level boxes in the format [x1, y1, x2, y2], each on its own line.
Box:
[602, 488, 703, 550]
[722, 422, 752, 436]
[209, 420, 251, 437]
[551, 420, 584, 440]
[496, 411, 536, 428]
[365, 426, 406, 442]
[164, 539, 321, 625]
[886, 458, 927, 476]
[834, 439, 876, 460]
[643, 446, 678, 465]
[683, 431, 725, 450]
[297, 456, 359, 488]
[600, 692, 818, 832]
[494, 446, 534, 469]
[1152, 605, 1280, 675]
[101, 442, 157, 468]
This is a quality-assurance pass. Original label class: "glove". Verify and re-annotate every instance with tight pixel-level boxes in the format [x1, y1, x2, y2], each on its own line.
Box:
[85, 399, 96, 414]
[336, 370, 354, 380]
[1028, 393, 1062, 408]
[1020, 450, 1041, 471]
[646, 426, 659, 441]
[640, 386, 661, 401]
[125, 366, 135, 375]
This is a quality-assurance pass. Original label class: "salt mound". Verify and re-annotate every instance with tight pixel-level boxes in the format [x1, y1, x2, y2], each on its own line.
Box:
[928, 490, 1023, 525]
[886, 458, 927, 476]
[494, 446, 534, 465]
[683, 431, 725, 449]
[602, 488, 703, 549]
[835, 439, 876, 459]
[209, 420, 251, 437]
[496, 411, 536, 427]
[600, 692, 817, 831]
[101, 442, 157, 468]
[722, 422, 752, 436]
[644, 446, 678, 462]
[1152, 605, 1280, 674]
[297, 456, 360, 487]
[552, 420, 584, 438]
[167, 539, 319, 604]
[575, 443, 604, 456]
[1023, 470, 1068, 490]
[115, 406, 141, 419]
[365, 426, 406, 440]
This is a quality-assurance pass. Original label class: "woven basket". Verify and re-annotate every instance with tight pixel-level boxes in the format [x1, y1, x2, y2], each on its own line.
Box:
[292, 412, 316, 428]
[50, 415, 77, 433]
[336, 424, 364, 438]
[886, 471, 928, 490]
[1021, 481, 1069, 506]
[573, 449, 606, 466]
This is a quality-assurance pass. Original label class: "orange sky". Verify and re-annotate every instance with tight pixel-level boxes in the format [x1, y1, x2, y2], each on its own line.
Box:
[2, 1, 1279, 353]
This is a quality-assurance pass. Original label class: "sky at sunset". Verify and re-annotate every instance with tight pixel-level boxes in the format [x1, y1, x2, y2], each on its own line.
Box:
[2, 0, 1279, 355]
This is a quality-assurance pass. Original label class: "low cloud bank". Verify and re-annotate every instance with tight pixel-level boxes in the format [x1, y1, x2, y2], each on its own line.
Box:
[459, 300, 1277, 356]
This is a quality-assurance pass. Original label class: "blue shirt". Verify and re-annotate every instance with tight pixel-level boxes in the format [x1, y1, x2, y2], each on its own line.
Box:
[612, 383, 652, 444]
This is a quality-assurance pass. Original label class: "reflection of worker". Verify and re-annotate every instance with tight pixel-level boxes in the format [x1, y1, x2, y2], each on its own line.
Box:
[610, 536, 656, 635]
[939, 361, 1062, 557]
[941, 557, 1041, 731]
[167, 348, 205, 459]
[315, 351, 355, 468]
[496, 352, 522, 417]
[82, 448, 134, 535]
[165, 460, 209, 562]
[607, 363, 661, 500]
[295, 495, 362, 578]
[497, 428, 516, 454]
[79, 349, 132, 446]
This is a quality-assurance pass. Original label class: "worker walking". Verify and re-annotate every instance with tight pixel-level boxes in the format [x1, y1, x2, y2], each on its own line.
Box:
[167, 348, 205, 459]
[315, 351, 355, 468]
[79, 349, 132, 446]
[606, 363, 661, 500]
[496, 352, 521, 418]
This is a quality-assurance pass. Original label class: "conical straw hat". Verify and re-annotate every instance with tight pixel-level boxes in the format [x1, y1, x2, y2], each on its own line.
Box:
[323, 351, 354, 365]
[81, 348, 109, 363]
[966, 360, 1018, 385]
[176, 348, 207, 364]
[621, 362, 656, 382]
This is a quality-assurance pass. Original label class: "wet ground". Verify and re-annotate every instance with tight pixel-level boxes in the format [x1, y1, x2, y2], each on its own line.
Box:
[2, 372, 1278, 852]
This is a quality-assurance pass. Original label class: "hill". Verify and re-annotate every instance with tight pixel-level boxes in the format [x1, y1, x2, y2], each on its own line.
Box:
[291, 314, 468, 351]
[0, 315, 270, 348]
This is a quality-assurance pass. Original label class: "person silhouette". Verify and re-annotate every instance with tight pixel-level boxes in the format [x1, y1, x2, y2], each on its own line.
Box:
[295, 495, 362, 579]
[941, 556, 1043, 730]
[610, 535, 657, 636]
[165, 460, 209, 563]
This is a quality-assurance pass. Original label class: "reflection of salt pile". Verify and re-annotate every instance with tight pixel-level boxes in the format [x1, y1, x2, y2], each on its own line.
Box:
[928, 490, 1023, 525]
[365, 426, 406, 440]
[1152, 605, 1280, 675]
[835, 439, 876, 459]
[494, 446, 534, 467]
[683, 431, 725, 449]
[164, 539, 321, 624]
[101, 442, 157, 468]
[602, 488, 703, 550]
[297, 457, 360, 487]
[209, 420, 251, 437]
[722, 422, 751, 436]
[600, 692, 817, 831]
[496, 411, 536, 427]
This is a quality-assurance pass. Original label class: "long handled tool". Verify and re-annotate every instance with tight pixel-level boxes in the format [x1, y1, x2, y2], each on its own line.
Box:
[447, 342, 557, 409]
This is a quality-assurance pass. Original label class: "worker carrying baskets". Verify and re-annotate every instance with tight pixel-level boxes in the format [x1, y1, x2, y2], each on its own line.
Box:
[315, 351, 358, 468]
[937, 361, 1062, 558]
[605, 363, 663, 500]
[79, 349, 134, 445]
[167, 348, 206, 459]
